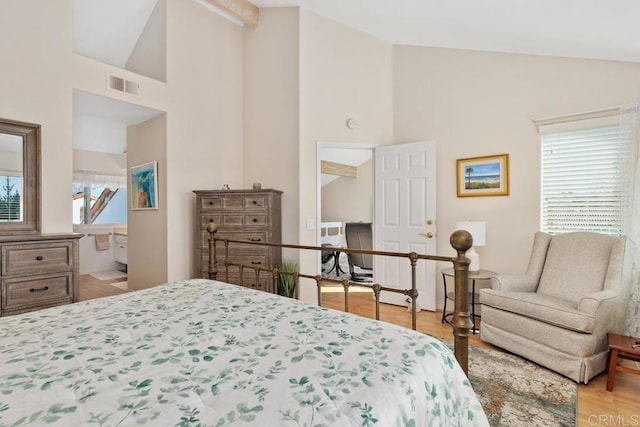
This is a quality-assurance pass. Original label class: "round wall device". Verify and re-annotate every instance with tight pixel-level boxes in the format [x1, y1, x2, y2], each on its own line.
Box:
[346, 118, 358, 129]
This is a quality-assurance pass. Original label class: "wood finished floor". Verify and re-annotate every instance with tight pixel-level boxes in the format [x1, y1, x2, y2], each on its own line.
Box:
[78, 274, 129, 301]
[78, 279, 639, 426]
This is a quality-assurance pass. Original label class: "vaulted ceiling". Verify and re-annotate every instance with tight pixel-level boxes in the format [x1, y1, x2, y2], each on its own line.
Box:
[252, 0, 640, 63]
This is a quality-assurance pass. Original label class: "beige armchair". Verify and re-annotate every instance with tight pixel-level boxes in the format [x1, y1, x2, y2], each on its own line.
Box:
[479, 231, 627, 383]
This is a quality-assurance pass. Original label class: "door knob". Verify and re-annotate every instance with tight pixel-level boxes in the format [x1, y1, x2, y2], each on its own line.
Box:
[420, 232, 434, 238]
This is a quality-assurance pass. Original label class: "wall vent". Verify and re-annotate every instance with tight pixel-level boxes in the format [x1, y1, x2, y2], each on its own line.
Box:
[124, 80, 139, 95]
[106, 74, 139, 96]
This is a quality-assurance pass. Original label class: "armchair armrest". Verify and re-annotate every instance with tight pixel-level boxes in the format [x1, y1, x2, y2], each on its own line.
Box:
[490, 275, 538, 292]
[578, 289, 620, 316]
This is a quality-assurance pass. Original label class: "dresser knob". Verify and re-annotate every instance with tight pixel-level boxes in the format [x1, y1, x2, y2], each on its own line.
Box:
[252, 218, 258, 223]
[35, 256, 43, 261]
[30, 286, 49, 292]
[252, 201, 257, 205]
[209, 201, 213, 205]
[251, 261, 262, 265]
[249, 238, 262, 242]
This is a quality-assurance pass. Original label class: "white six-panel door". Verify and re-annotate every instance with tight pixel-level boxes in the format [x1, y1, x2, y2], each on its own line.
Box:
[374, 141, 437, 311]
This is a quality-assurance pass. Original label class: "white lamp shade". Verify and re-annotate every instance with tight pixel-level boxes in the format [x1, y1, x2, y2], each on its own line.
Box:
[456, 221, 486, 247]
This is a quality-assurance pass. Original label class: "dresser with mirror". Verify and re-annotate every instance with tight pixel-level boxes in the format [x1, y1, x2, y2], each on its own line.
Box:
[0, 118, 81, 316]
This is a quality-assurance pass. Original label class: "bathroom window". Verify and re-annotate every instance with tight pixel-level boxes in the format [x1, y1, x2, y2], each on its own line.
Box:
[73, 173, 127, 225]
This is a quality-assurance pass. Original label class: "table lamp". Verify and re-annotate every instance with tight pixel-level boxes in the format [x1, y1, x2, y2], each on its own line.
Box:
[456, 221, 486, 272]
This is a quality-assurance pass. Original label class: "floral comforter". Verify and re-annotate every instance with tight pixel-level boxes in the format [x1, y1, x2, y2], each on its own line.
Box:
[0, 279, 488, 426]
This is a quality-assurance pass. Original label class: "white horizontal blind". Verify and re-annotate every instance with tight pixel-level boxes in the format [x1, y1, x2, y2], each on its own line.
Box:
[541, 124, 631, 235]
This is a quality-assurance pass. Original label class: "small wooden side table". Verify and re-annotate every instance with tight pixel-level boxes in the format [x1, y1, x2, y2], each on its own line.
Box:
[441, 268, 496, 334]
[606, 332, 640, 392]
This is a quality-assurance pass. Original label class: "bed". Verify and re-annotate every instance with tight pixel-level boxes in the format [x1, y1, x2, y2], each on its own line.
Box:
[0, 278, 487, 426]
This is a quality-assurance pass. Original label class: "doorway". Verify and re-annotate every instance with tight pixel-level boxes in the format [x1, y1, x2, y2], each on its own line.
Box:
[73, 90, 165, 291]
[316, 142, 375, 281]
[316, 140, 438, 311]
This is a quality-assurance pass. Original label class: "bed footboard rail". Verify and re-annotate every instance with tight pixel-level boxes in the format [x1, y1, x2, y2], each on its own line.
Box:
[206, 223, 474, 375]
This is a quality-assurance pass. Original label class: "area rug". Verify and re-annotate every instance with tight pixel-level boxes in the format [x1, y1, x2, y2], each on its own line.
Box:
[443, 339, 576, 427]
[109, 281, 129, 290]
[90, 270, 127, 281]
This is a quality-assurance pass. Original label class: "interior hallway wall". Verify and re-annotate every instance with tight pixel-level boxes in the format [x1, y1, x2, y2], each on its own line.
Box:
[243, 7, 300, 258]
[298, 9, 393, 302]
[127, 114, 167, 290]
[321, 159, 373, 223]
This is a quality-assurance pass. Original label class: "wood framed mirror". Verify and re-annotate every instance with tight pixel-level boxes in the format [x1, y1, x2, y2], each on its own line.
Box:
[0, 118, 40, 235]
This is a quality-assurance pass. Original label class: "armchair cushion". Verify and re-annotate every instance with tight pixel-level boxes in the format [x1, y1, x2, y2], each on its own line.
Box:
[481, 289, 596, 333]
[537, 232, 617, 304]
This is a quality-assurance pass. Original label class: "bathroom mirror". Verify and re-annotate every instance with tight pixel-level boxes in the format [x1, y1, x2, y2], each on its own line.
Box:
[0, 118, 40, 235]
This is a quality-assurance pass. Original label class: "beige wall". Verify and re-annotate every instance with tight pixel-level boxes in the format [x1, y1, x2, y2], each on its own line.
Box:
[127, 114, 167, 289]
[298, 10, 393, 301]
[1, 0, 244, 285]
[0, 0, 75, 233]
[243, 7, 391, 284]
[243, 8, 300, 255]
[393, 45, 640, 307]
[165, 0, 244, 281]
[321, 159, 373, 223]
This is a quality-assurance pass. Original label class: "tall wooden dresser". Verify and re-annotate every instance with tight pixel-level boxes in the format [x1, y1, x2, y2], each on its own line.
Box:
[194, 189, 282, 293]
[0, 234, 81, 316]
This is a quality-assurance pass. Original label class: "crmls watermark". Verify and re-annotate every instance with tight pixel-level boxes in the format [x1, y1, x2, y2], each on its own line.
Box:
[588, 415, 640, 426]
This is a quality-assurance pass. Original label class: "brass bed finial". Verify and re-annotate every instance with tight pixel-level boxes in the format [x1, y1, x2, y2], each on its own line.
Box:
[450, 229, 473, 252]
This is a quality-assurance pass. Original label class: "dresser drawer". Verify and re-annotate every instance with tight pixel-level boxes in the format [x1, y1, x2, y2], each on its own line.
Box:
[202, 253, 268, 271]
[2, 241, 73, 276]
[2, 273, 73, 313]
[200, 196, 245, 211]
[200, 213, 223, 228]
[200, 213, 267, 229]
[200, 196, 222, 210]
[244, 195, 268, 209]
[200, 230, 268, 249]
[200, 195, 269, 211]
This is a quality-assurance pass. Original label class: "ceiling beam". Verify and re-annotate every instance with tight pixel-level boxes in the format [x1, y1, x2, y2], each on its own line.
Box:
[321, 161, 357, 178]
[205, 0, 259, 27]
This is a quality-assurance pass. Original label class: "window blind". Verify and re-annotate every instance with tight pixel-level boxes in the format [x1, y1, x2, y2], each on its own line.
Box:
[541, 125, 631, 235]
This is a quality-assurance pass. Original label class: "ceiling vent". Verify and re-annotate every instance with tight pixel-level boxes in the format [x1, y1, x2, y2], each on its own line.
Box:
[106, 74, 139, 96]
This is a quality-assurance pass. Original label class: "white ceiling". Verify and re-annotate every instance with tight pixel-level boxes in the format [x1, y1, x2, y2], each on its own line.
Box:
[74, 91, 163, 125]
[73, 0, 158, 68]
[252, 0, 640, 63]
[73, 91, 164, 154]
[320, 147, 372, 187]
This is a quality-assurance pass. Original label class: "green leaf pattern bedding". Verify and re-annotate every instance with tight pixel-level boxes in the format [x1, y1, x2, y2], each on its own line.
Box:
[0, 279, 488, 426]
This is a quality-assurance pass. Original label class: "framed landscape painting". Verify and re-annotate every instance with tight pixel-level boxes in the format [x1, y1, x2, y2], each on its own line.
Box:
[456, 154, 509, 197]
[130, 161, 158, 210]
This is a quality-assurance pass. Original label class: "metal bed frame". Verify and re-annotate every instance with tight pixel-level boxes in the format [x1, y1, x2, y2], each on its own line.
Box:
[206, 223, 475, 375]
